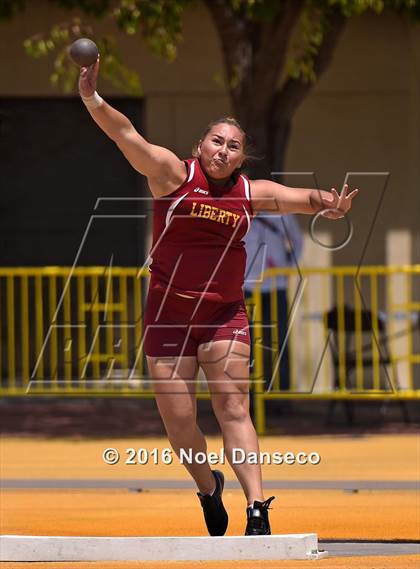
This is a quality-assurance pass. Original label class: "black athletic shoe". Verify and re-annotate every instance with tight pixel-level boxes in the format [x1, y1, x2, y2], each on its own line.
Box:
[245, 496, 275, 535]
[197, 470, 228, 536]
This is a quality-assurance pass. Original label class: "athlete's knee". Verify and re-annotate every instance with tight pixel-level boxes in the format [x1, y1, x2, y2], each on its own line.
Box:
[213, 394, 250, 424]
[159, 407, 197, 436]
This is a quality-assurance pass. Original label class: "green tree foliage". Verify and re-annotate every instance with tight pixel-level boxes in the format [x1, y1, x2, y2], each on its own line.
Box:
[3, 0, 418, 93]
[1, 0, 195, 94]
[2, 0, 418, 169]
[23, 17, 142, 94]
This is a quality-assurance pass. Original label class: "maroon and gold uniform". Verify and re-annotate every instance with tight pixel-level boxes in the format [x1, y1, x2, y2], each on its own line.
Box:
[144, 158, 254, 356]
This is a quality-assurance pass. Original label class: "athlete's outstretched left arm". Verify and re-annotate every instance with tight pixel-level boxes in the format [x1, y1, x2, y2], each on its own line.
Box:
[250, 179, 358, 219]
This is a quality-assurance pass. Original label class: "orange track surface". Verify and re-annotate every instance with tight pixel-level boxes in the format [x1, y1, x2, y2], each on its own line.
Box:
[1, 489, 419, 540]
[1, 435, 419, 568]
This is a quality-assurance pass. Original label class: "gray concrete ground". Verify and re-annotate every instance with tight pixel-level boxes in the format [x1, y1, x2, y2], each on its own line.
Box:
[321, 541, 420, 557]
[2, 478, 418, 490]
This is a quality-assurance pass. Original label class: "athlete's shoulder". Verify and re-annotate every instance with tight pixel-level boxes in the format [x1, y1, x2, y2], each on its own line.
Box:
[151, 159, 198, 200]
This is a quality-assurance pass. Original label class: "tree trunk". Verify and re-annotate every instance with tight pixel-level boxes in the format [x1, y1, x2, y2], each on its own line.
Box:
[214, 2, 347, 184]
[267, 117, 291, 181]
[237, 106, 291, 182]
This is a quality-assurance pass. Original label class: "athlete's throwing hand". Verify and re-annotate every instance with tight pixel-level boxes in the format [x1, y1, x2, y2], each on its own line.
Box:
[79, 57, 100, 99]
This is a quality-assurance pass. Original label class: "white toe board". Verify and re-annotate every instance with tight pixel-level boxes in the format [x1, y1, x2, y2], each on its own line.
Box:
[0, 534, 328, 561]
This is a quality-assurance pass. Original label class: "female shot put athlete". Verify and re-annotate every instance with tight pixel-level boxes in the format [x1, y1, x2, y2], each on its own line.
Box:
[79, 59, 358, 536]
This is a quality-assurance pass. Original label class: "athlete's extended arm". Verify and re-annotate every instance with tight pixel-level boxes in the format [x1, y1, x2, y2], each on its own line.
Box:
[78, 59, 185, 196]
[250, 179, 358, 219]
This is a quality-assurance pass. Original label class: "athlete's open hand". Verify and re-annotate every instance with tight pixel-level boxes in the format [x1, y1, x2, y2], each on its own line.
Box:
[321, 184, 358, 219]
[78, 56, 100, 98]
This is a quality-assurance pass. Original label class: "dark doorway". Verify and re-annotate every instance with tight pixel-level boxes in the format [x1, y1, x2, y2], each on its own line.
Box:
[0, 97, 147, 266]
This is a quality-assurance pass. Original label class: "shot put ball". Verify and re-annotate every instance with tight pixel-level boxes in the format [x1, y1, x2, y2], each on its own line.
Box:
[69, 38, 99, 67]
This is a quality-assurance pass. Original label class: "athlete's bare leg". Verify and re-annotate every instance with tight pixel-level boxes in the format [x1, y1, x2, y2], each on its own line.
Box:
[147, 355, 216, 495]
[198, 339, 264, 504]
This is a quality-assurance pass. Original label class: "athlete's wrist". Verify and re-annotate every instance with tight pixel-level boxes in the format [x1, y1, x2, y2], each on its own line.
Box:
[81, 91, 104, 110]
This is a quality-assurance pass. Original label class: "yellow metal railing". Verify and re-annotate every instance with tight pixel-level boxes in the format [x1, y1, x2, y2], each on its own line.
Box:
[1, 265, 419, 433]
[250, 265, 420, 433]
[0, 267, 150, 396]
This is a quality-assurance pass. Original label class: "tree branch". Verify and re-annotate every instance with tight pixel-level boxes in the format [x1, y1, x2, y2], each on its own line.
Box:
[204, 0, 309, 121]
[203, 0, 252, 112]
[273, 7, 347, 125]
[251, 0, 305, 114]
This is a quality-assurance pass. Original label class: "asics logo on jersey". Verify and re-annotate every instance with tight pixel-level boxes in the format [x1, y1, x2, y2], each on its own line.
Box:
[232, 329, 247, 336]
[190, 201, 241, 228]
[193, 187, 209, 195]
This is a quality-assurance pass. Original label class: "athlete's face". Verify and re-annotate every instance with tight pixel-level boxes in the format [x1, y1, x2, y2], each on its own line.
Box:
[198, 124, 245, 183]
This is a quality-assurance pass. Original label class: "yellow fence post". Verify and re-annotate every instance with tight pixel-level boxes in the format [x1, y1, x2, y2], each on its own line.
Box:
[252, 286, 266, 435]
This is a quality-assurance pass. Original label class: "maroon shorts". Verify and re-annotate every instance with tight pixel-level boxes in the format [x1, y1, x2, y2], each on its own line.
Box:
[144, 288, 250, 357]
